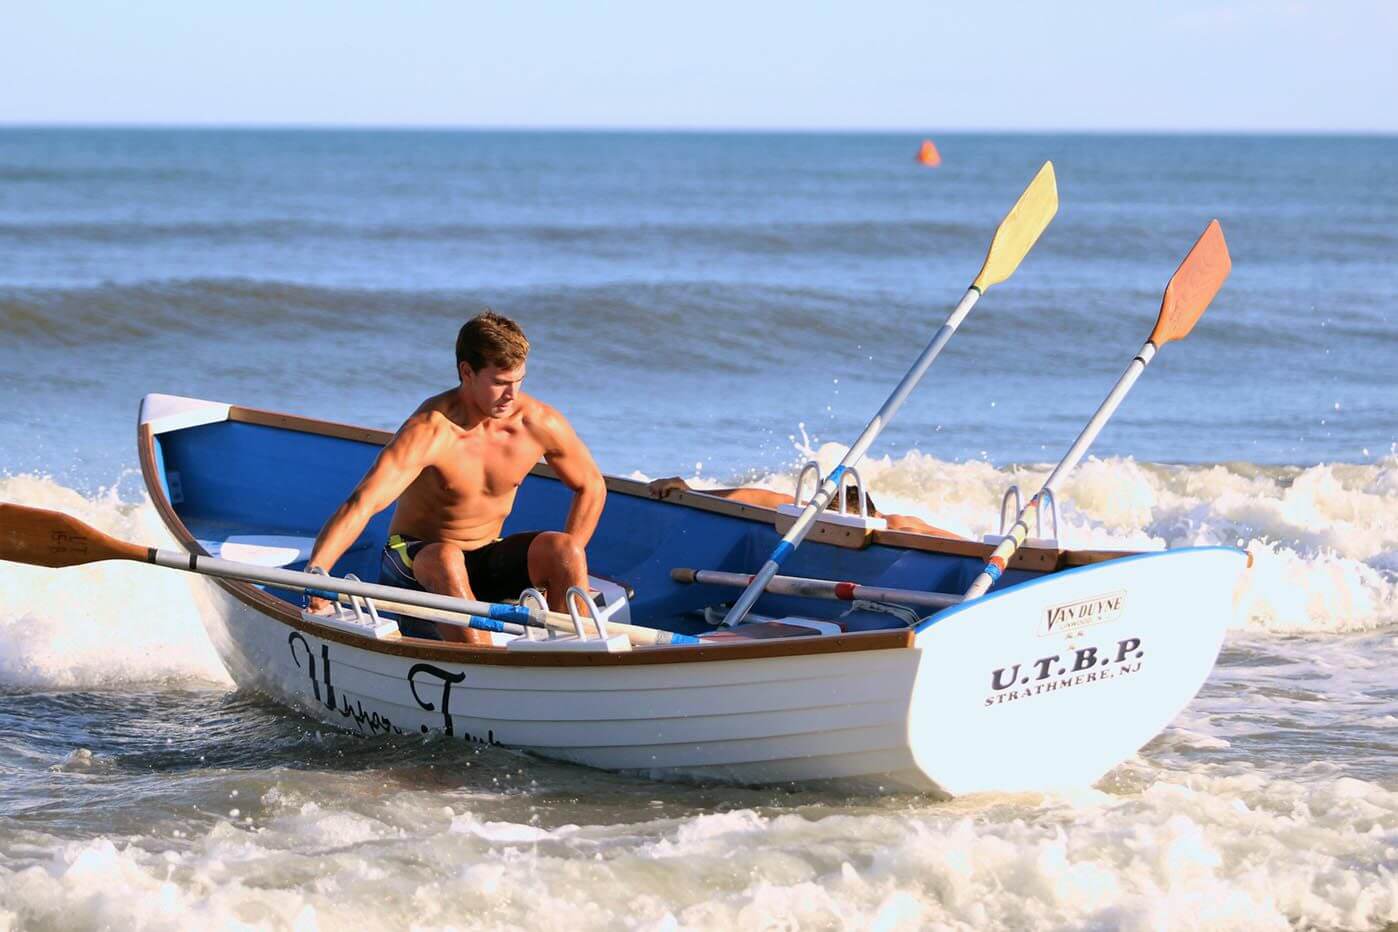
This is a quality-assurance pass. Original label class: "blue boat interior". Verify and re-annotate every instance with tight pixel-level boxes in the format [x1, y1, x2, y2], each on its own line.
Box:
[151, 419, 1043, 638]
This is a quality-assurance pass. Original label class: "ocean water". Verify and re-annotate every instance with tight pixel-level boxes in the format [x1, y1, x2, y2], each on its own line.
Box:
[0, 129, 1395, 930]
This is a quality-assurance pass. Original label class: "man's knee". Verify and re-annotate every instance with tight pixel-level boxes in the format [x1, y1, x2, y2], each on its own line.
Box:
[413, 543, 467, 589]
[530, 531, 585, 572]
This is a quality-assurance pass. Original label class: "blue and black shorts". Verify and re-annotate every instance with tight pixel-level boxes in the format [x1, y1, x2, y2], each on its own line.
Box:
[380, 531, 542, 604]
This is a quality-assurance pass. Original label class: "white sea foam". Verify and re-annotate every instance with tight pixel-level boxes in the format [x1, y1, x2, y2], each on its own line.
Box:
[1, 464, 1395, 930]
[650, 445, 1398, 635]
[0, 474, 230, 688]
[0, 763, 1394, 931]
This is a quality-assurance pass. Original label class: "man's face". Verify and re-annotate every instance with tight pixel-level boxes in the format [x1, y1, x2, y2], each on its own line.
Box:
[461, 361, 526, 418]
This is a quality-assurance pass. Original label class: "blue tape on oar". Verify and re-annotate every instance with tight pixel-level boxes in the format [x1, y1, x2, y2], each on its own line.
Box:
[487, 603, 533, 624]
[985, 563, 1003, 582]
[470, 616, 507, 633]
[771, 541, 795, 564]
[826, 465, 847, 487]
[306, 586, 339, 600]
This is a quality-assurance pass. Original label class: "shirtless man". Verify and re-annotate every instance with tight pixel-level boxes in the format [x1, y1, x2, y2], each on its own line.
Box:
[306, 312, 606, 644]
[646, 477, 960, 539]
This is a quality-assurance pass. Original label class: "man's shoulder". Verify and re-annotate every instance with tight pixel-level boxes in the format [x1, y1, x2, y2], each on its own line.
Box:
[517, 393, 573, 434]
[392, 401, 454, 446]
[517, 391, 558, 420]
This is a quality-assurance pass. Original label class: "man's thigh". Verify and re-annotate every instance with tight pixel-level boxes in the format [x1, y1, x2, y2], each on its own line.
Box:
[463, 532, 542, 602]
[410, 542, 470, 594]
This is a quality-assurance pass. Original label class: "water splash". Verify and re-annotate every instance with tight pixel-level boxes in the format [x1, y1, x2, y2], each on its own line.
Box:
[0, 475, 230, 688]
[661, 447, 1398, 635]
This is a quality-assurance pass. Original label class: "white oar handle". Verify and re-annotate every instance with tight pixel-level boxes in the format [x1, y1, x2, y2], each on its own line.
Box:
[719, 287, 983, 627]
[964, 342, 1158, 600]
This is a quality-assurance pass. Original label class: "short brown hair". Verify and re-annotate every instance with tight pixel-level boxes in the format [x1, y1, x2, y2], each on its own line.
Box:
[456, 311, 529, 375]
[830, 485, 878, 516]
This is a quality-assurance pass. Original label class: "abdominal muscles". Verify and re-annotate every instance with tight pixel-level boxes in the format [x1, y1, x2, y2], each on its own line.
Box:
[389, 474, 522, 551]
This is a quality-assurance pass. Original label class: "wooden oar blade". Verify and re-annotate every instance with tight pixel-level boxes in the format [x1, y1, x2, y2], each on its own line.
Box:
[1150, 219, 1231, 347]
[972, 161, 1059, 291]
[0, 504, 143, 568]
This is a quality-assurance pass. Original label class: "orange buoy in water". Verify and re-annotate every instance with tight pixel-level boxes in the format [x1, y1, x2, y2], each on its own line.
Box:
[916, 139, 941, 167]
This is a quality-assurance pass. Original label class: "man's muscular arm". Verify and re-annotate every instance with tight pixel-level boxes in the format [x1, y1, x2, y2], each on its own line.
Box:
[648, 477, 791, 509]
[535, 405, 605, 546]
[883, 514, 962, 539]
[305, 416, 440, 581]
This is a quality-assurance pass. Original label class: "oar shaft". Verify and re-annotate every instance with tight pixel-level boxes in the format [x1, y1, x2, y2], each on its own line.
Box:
[1038, 343, 1155, 494]
[720, 287, 982, 627]
[842, 288, 983, 468]
[146, 548, 697, 646]
[151, 547, 549, 622]
[676, 567, 961, 611]
[330, 593, 531, 637]
[963, 341, 1157, 601]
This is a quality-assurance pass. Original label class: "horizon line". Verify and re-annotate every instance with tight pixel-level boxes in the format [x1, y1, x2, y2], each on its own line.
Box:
[1, 121, 1395, 138]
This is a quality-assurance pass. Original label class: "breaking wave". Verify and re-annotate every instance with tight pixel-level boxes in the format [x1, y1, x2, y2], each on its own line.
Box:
[0, 474, 230, 689]
[3, 445, 1395, 689]
[654, 442, 1398, 635]
[0, 762, 1393, 930]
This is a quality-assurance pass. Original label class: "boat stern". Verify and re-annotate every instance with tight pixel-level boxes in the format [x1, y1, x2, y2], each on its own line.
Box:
[905, 546, 1248, 796]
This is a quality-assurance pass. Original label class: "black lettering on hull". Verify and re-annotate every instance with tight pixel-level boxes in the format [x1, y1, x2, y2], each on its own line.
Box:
[285, 640, 501, 744]
[983, 637, 1147, 707]
[409, 663, 467, 736]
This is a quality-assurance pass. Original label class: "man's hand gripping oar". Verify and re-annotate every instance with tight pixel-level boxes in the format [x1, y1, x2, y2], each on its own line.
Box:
[962, 220, 1232, 601]
[718, 161, 1060, 627]
[0, 504, 698, 646]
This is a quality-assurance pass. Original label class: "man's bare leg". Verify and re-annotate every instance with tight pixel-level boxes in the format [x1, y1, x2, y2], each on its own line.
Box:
[527, 531, 589, 614]
[411, 542, 492, 645]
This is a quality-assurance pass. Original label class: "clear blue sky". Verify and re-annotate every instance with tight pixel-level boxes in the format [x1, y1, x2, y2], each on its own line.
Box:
[4, 0, 1395, 132]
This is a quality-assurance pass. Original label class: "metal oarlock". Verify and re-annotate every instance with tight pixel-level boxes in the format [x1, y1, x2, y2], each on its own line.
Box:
[793, 461, 821, 508]
[793, 460, 869, 517]
[301, 567, 399, 639]
[305, 565, 384, 622]
[997, 484, 1059, 544]
[506, 585, 631, 653]
[566, 586, 610, 640]
[342, 573, 384, 627]
[998, 485, 1023, 537]
[518, 588, 548, 639]
[304, 564, 329, 608]
[1037, 488, 1060, 542]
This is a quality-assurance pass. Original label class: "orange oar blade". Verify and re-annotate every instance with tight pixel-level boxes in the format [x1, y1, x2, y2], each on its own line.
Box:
[0, 504, 144, 568]
[1150, 219, 1231, 347]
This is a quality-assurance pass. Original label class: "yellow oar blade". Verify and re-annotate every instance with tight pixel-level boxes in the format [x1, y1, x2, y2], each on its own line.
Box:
[0, 504, 143, 568]
[972, 161, 1059, 291]
[1150, 219, 1231, 347]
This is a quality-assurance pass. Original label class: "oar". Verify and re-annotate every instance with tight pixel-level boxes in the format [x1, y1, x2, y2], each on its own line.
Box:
[0, 504, 698, 646]
[326, 592, 533, 638]
[963, 219, 1231, 601]
[673, 567, 960, 610]
[719, 161, 1060, 627]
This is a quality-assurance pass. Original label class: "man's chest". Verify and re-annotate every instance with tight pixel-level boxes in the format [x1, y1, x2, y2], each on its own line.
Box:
[431, 431, 541, 497]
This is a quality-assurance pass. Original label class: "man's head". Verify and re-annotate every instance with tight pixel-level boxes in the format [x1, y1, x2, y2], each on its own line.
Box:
[456, 311, 530, 419]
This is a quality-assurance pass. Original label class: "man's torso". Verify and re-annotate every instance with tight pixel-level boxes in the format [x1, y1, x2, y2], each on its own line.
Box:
[388, 391, 548, 550]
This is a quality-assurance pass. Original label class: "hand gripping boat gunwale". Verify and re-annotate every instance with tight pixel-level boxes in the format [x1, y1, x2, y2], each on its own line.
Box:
[137, 393, 1248, 796]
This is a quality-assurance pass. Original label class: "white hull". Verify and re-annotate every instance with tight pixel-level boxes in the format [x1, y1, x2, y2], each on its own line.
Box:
[139, 394, 1248, 795]
[196, 576, 937, 790]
